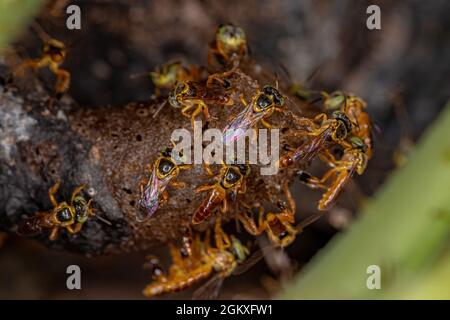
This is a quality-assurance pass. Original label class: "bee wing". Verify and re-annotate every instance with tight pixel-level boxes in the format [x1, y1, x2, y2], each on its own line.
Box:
[17, 215, 43, 236]
[223, 106, 262, 145]
[137, 168, 166, 221]
[192, 273, 225, 300]
[232, 249, 264, 275]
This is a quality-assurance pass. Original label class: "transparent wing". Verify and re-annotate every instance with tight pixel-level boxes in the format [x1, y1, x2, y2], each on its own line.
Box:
[233, 249, 264, 275]
[192, 273, 225, 300]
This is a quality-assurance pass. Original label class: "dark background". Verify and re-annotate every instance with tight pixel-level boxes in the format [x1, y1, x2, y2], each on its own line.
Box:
[1, 0, 449, 299]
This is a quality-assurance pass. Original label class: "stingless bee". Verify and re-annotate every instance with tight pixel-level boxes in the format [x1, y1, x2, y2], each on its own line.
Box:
[168, 80, 233, 128]
[223, 85, 285, 145]
[18, 181, 94, 240]
[322, 91, 373, 157]
[297, 136, 369, 210]
[278, 111, 352, 168]
[146, 61, 205, 97]
[143, 220, 254, 300]
[192, 162, 250, 225]
[208, 23, 248, 70]
[13, 38, 70, 98]
[238, 187, 298, 248]
[138, 146, 191, 222]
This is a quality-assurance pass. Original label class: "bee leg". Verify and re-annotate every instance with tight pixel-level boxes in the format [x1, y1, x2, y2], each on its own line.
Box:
[50, 63, 70, 97]
[263, 214, 278, 243]
[70, 184, 86, 204]
[13, 58, 49, 78]
[237, 210, 261, 236]
[221, 197, 228, 213]
[168, 242, 184, 269]
[313, 113, 328, 124]
[49, 227, 59, 241]
[171, 180, 186, 189]
[195, 184, 215, 193]
[181, 105, 193, 118]
[239, 94, 248, 107]
[161, 191, 169, 205]
[238, 180, 247, 194]
[261, 118, 274, 129]
[214, 216, 231, 250]
[319, 149, 339, 168]
[299, 166, 339, 190]
[178, 164, 193, 171]
[202, 163, 215, 176]
[297, 171, 327, 190]
[292, 116, 317, 129]
[283, 186, 296, 217]
[66, 223, 82, 234]
[86, 199, 95, 217]
[190, 105, 203, 129]
[49, 181, 61, 208]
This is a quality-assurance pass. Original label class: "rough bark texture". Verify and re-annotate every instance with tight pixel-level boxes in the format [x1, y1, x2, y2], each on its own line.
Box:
[0, 65, 307, 255]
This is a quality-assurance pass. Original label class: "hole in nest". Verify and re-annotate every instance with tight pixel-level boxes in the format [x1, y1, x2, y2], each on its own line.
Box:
[129, 200, 136, 206]
[186, 198, 191, 203]
[122, 188, 132, 195]
[136, 134, 142, 142]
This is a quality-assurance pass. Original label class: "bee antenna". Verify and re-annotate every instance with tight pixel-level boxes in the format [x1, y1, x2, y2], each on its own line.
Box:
[277, 62, 293, 83]
[130, 71, 150, 80]
[305, 65, 322, 84]
[31, 21, 50, 43]
[153, 100, 167, 118]
[95, 215, 112, 226]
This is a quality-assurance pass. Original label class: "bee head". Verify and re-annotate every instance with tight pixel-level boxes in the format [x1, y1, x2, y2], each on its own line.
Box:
[332, 111, 352, 141]
[54, 205, 74, 225]
[221, 166, 242, 188]
[157, 157, 177, 178]
[230, 235, 250, 263]
[216, 24, 246, 52]
[349, 136, 368, 153]
[324, 91, 346, 110]
[73, 197, 89, 223]
[43, 39, 66, 63]
[263, 85, 285, 106]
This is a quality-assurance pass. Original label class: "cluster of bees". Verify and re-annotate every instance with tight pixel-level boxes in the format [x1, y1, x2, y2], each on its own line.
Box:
[11, 24, 373, 299]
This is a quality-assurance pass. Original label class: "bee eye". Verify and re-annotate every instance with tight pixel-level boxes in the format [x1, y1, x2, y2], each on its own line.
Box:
[263, 86, 274, 95]
[57, 207, 72, 222]
[350, 136, 367, 151]
[175, 83, 186, 95]
[225, 168, 241, 184]
[326, 94, 345, 110]
[332, 111, 352, 133]
[186, 86, 196, 96]
[279, 230, 288, 239]
[236, 164, 249, 176]
[273, 94, 284, 106]
[277, 201, 287, 211]
[256, 94, 272, 110]
[158, 158, 175, 175]
[334, 122, 348, 140]
[263, 86, 284, 106]
[168, 92, 181, 109]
